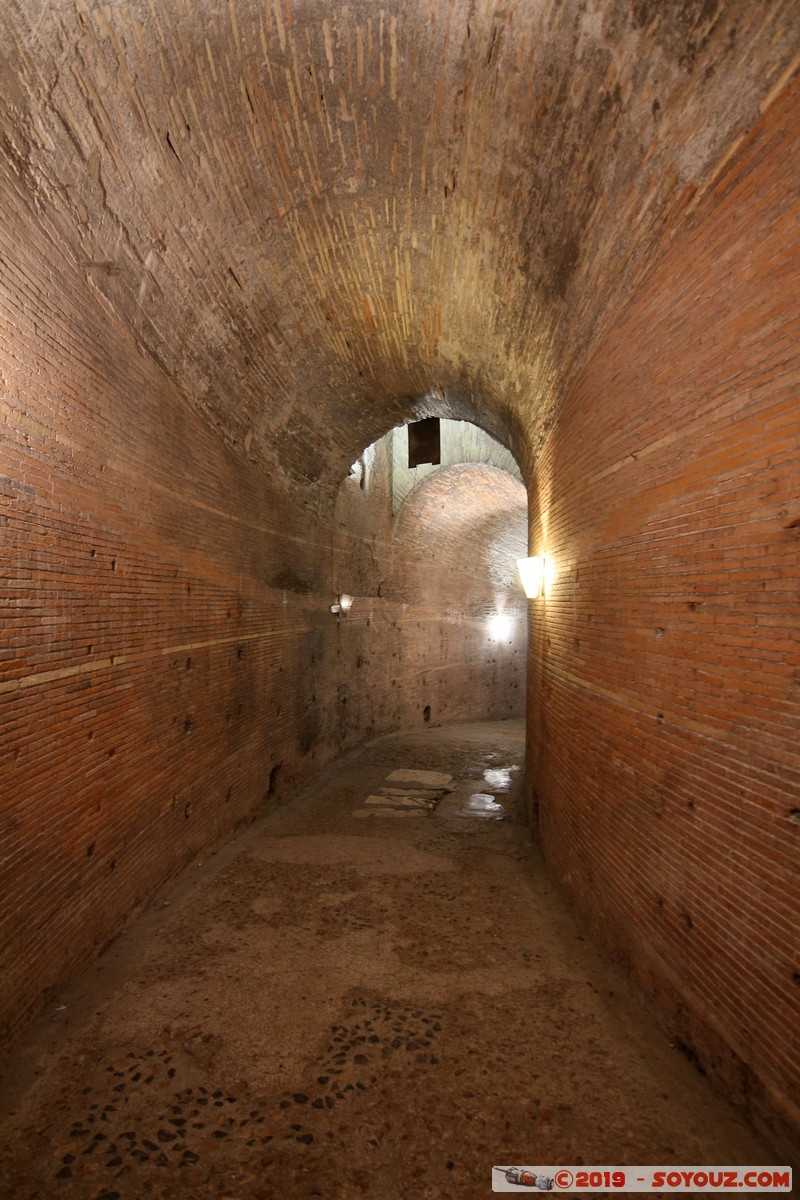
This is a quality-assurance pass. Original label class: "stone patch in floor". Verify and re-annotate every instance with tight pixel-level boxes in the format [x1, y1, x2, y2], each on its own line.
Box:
[1, 993, 449, 1199]
[384, 770, 453, 788]
[46, 1044, 274, 1191]
[354, 768, 454, 817]
[357, 796, 432, 816]
[249, 834, 454, 875]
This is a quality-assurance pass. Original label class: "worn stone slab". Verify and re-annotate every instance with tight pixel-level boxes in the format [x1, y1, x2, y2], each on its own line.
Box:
[378, 787, 443, 798]
[353, 807, 428, 818]
[384, 769, 453, 788]
[363, 794, 435, 810]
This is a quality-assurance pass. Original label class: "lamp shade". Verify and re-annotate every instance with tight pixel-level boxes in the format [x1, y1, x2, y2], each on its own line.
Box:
[517, 556, 544, 599]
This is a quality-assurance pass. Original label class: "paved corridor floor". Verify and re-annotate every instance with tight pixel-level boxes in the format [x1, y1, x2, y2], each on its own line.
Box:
[0, 721, 786, 1199]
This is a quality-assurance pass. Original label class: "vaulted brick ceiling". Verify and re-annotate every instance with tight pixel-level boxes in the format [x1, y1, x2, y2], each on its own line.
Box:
[393, 464, 528, 588]
[2, 1, 797, 500]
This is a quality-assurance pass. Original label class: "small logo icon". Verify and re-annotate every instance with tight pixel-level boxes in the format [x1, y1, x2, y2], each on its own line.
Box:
[494, 1166, 555, 1190]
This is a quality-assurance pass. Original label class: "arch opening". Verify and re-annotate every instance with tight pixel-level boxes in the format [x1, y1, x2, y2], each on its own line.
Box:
[330, 422, 530, 745]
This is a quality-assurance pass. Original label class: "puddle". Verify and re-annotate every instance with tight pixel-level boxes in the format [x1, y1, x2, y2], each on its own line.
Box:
[456, 793, 507, 820]
[483, 768, 513, 791]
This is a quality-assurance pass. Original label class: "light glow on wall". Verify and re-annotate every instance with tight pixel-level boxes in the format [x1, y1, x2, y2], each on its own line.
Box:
[543, 555, 556, 595]
[488, 613, 513, 641]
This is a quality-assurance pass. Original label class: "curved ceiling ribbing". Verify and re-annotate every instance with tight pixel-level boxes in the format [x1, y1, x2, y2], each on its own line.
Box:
[2, 0, 797, 500]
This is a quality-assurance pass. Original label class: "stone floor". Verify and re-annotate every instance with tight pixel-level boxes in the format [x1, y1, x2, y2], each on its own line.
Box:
[0, 720, 788, 1199]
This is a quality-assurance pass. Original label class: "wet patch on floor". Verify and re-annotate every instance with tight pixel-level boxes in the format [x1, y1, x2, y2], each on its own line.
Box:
[455, 792, 507, 820]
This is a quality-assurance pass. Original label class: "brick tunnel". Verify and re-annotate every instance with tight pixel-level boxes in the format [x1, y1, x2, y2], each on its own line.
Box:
[1, 1, 799, 1194]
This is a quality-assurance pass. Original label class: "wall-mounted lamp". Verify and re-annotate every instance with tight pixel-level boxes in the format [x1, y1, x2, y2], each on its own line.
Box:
[517, 556, 544, 599]
[330, 593, 354, 616]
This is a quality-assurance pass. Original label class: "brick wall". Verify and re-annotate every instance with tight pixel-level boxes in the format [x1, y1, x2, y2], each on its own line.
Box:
[324, 451, 527, 742]
[527, 75, 800, 1149]
[0, 156, 526, 1044]
[385, 463, 527, 729]
[0, 152, 319, 1043]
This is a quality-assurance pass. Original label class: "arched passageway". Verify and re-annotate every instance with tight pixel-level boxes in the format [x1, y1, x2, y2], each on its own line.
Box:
[322, 421, 529, 741]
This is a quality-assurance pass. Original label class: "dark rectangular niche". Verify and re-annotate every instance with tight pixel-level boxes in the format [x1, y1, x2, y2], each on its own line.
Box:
[408, 417, 441, 468]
